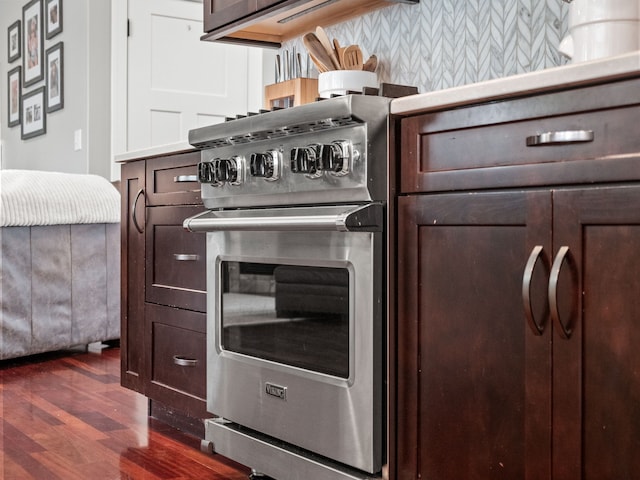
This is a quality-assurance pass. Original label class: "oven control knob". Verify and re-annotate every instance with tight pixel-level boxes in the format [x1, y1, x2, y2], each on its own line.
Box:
[213, 156, 245, 186]
[198, 161, 216, 184]
[290, 145, 321, 177]
[250, 150, 281, 181]
[319, 141, 352, 176]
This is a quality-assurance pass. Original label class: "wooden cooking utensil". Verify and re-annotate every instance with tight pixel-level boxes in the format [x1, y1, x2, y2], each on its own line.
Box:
[333, 38, 345, 69]
[308, 52, 329, 73]
[342, 45, 363, 70]
[315, 26, 341, 70]
[363, 54, 378, 72]
[303, 33, 335, 72]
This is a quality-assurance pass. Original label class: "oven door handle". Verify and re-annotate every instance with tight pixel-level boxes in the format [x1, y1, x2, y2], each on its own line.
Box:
[183, 203, 383, 233]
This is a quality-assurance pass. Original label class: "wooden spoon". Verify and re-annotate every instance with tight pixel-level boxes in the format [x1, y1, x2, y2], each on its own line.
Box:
[363, 54, 378, 72]
[342, 45, 363, 70]
[332, 38, 345, 69]
[315, 26, 342, 70]
[308, 52, 329, 73]
[302, 33, 335, 72]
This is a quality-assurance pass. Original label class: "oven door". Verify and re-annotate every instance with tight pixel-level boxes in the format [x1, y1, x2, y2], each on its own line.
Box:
[185, 204, 384, 473]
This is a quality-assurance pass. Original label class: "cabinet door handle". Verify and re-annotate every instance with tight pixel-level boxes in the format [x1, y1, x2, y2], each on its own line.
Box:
[174, 175, 198, 183]
[131, 188, 145, 234]
[522, 245, 548, 335]
[526, 130, 594, 146]
[548, 246, 575, 339]
[173, 355, 198, 367]
[173, 254, 200, 261]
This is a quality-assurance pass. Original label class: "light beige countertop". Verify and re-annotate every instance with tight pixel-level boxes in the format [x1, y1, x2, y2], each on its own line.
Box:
[114, 141, 195, 163]
[390, 51, 640, 116]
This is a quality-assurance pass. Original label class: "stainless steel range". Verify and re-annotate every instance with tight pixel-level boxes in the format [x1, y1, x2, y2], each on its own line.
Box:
[184, 95, 390, 480]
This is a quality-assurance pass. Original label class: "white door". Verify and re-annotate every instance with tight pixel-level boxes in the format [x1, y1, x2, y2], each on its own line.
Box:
[126, 0, 256, 151]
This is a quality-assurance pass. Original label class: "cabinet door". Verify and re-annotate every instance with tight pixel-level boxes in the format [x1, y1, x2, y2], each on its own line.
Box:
[552, 186, 640, 480]
[396, 191, 552, 480]
[120, 161, 147, 393]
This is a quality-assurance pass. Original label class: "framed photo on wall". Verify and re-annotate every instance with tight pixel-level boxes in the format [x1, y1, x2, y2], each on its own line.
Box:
[46, 42, 63, 112]
[21, 86, 46, 140]
[23, 0, 44, 87]
[7, 66, 22, 127]
[8, 20, 21, 63]
[45, 0, 62, 39]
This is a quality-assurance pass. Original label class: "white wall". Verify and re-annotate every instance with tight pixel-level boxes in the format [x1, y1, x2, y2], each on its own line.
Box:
[0, 0, 112, 179]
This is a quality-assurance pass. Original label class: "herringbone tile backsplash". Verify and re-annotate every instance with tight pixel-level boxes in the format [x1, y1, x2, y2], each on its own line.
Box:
[284, 0, 569, 93]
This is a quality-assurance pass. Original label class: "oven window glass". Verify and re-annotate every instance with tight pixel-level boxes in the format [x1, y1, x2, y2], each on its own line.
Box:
[220, 261, 350, 378]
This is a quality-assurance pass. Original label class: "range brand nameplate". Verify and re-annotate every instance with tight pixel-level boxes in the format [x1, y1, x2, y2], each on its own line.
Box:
[265, 382, 287, 400]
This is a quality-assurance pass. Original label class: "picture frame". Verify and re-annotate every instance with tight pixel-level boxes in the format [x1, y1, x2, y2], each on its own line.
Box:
[8, 20, 21, 63]
[21, 86, 46, 140]
[46, 42, 63, 112]
[45, 0, 62, 39]
[22, 0, 44, 88]
[7, 66, 22, 127]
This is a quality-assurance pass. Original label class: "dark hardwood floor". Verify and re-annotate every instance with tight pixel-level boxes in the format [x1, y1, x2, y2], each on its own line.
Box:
[0, 345, 250, 479]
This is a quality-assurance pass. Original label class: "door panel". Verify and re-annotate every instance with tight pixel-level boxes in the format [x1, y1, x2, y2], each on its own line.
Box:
[127, 0, 250, 151]
[397, 191, 553, 480]
[552, 186, 640, 480]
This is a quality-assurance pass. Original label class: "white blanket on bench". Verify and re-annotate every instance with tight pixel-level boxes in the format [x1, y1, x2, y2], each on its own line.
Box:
[0, 169, 120, 227]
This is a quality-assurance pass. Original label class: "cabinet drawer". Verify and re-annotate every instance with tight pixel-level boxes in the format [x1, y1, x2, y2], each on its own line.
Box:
[146, 205, 207, 312]
[151, 319, 206, 400]
[146, 151, 202, 206]
[400, 77, 640, 193]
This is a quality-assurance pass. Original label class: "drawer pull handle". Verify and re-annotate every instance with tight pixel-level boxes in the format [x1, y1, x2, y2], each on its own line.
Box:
[173, 254, 200, 261]
[174, 175, 198, 183]
[522, 245, 549, 336]
[173, 355, 198, 367]
[526, 130, 594, 146]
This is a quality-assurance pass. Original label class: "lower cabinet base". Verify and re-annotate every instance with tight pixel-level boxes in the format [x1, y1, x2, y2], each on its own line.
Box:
[149, 399, 210, 438]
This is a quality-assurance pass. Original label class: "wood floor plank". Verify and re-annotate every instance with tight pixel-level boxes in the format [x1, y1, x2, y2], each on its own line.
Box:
[2, 391, 64, 427]
[0, 452, 36, 480]
[1, 420, 46, 453]
[0, 347, 251, 480]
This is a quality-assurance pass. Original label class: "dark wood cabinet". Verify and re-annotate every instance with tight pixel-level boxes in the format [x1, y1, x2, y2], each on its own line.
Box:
[121, 160, 146, 393]
[120, 150, 209, 427]
[396, 190, 553, 479]
[393, 76, 640, 479]
[202, 0, 418, 47]
[145, 205, 206, 312]
[399, 78, 640, 194]
[550, 186, 640, 480]
[204, 0, 265, 32]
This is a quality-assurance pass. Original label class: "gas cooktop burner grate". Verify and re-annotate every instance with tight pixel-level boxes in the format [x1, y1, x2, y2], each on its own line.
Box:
[192, 115, 361, 149]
